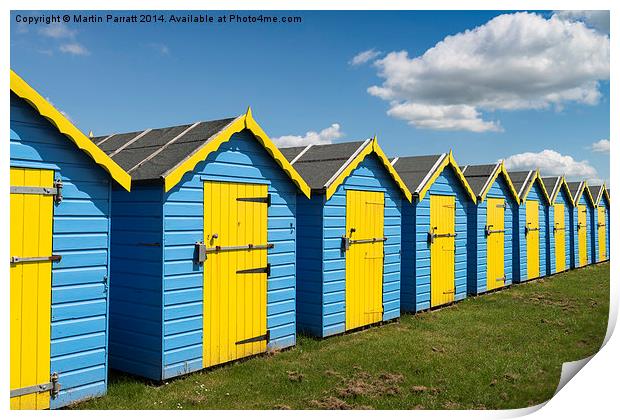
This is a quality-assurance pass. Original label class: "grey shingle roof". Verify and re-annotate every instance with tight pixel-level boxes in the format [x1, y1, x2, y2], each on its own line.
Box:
[507, 171, 534, 199]
[541, 176, 561, 201]
[280, 141, 369, 190]
[567, 181, 582, 199]
[462, 164, 499, 197]
[590, 185, 603, 202]
[92, 117, 238, 181]
[391, 155, 444, 193]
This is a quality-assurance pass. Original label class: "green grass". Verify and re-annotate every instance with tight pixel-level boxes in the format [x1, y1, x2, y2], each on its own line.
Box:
[74, 263, 609, 410]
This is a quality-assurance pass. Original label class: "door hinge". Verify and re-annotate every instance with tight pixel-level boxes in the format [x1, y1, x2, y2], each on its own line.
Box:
[10, 179, 63, 204]
[10, 372, 60, 399]
[237, 264, 271, 276]
[237, 194, 271, 207]
[10, 255, 62, 264]
[236, 330, 270, 345]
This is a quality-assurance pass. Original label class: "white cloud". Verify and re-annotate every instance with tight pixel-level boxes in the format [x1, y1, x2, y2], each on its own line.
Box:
[59, 43, 90, 56]
[39, 23, 76, 39]
[591, 139, 610, 153]
[503, 149, 599, 182]
[554, 10, 610, 34]
[368, 12, 609, 132]
[350, 49, 382, 66]
[272, 123, 344, 147]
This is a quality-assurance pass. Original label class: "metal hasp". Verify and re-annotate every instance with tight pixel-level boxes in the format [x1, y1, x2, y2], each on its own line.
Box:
[10, 373, 60, 399]
[236, 330, 270, 346]
[525, 224, 540, 234]
[341, 236, 388, 251]
[427, 228, 457, 244]
[554, 224, 567, 232]
[10, 179, 63, 204]
[485, 225, 505, 236]
[195, 241, 274, 263]
[237, 264, 271, 276]
[10, 255, 62, 264]
[577, 223, 584, 231]
[237, 194, 271, 207]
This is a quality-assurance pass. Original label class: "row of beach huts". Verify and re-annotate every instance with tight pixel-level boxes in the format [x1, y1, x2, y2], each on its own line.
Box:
[10, 70, 610, 409]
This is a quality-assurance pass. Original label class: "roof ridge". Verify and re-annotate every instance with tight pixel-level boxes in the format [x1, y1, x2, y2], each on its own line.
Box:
[323, 139, 372, 188]
[416, 153, 447, 193]
[290, 144, 313, 165]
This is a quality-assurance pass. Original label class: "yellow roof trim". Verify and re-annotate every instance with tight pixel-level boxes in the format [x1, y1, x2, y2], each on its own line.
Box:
[520, 170, 551, 205]
[594, 183, 610, 206]
[554, 176, 576, 207]
[162, 108, 311, 197]
[417, 151, 477, 203]
[580, 181, 596, 207]
[10, 70, 132, 191]
[324, 137, 412, 202]
[479, 161, 520, 203]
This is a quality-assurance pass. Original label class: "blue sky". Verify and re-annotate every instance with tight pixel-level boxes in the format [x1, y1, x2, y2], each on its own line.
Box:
[10, 10, 610, 183]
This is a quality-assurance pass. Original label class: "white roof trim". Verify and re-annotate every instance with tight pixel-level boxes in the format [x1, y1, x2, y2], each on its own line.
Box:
[290, 144, 313, 165]
[95, 134, 115, 146]
[128, 122, 201, 174]
[517, 170, 534, 199]
[478, 163, 501, 198]
[109, 128, 152, 158]
[390, 156, 399, 166]
[416, 153, 447, 194]
[323, 139, 372, 188]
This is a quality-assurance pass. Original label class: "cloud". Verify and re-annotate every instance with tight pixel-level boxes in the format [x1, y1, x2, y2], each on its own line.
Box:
[590, 139, 610, 153]
[272, 123, 344, 147]
[350, 49, 382, 66]
[148, 43, 170, 55]
[503, 149, 598, 182]
[367, 12, 609, 132]
[39, 23, 76, 39]
[59, 43, 90, 56]
[554, 10, 610, 34]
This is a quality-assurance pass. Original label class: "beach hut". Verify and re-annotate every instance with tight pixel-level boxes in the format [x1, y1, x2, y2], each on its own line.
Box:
[280, 138, 411, 337]
[391, 152, 477, 312]
[10, 71, 131, 409]
[461, 162, 520, 294]
[95, 109, 310, 380]
[567, 181, 596, 267]
[541, 176, 574, 275]
[591, 184, 610, 262]
[507, 170, 551, 282]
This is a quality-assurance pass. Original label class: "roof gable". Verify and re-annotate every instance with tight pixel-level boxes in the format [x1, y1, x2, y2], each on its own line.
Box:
[282, 138, 412, 201]
[463, 162, 519, 203]
[10, 70, 132, 191]
[568, 181, 595, 206]
[392, 151, 476, 202]
[509, 170, 550, 205]
[591, 184, 610, 206]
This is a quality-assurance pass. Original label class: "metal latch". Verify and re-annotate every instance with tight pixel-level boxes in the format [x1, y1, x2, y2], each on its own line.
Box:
[485, 225, 505, 236]
[443, 289, 455, 295]
[341, 236, 388, 251]
[10, 373, 60, 398]
[496, 276, 507, 282]
[195, 241, 274, 263]
[428, 227, 457, 244]
[577, 223, 583, 230]
[237, 194, 271, 207]
[237, 264, 271, 276]
[236, 330, 270, 345]
[525, 224, 540, 234]
[10, 179, 63, 204]
[597, 223, 606, 228]
[10, 255, 62, 264]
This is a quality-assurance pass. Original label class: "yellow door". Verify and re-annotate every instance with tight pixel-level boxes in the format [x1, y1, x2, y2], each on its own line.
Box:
[486, 198, 505, 290]
[598, 206, 606, 261]
[554, 203, 566, 272]
[345, 190, 384, 330]
[10, 168, 54, 410]
[430, 195, 456, 307]
[526, 200, 540, 279]
[203, 181, 268, 368]
[578, 204, 587, 267]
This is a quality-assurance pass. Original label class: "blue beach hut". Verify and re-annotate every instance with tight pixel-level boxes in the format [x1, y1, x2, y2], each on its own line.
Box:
[541, 176, 574, 275]
[461, 162, 520, 294]
[391, 152, 477, 311]
[10, 70, 131, 409]
[591, 184, 610, 262]
[95, 109, 310, 380]
[280, 138, 412, 338]
[568, 181, 597, 267]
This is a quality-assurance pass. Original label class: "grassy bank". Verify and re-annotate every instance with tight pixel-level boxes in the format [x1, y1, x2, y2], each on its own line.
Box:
[75, 262, 609, 410]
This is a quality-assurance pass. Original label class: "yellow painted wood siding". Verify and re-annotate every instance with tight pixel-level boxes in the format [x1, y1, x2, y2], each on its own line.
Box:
[10, 167, 54, 410]
[203, 181, 268, 368]
[526, 200, 540, 279]
[345, 190, 384, 330]
[598, 206, 606, 261]
[430, 195, 456, 307]
[578, 204, 587, 267]
[486, 198, 505, 290]
[554, 203, 566, 272]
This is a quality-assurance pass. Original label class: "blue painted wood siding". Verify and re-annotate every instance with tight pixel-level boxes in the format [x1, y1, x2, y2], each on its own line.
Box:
[571, 194, 594, 266]
[599, 200, 610, 260]
[318, 154, 403, 337]
[466, 176, 517, 294]
[161, 130, 298, 379]
[402, 167, 469, 312]
[547, 188, 572, 274]
[295, 194, 324, 337]
[109, 185, 163, 380]
[11, 93, 111, 408]
[514, 182, 548, 282]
